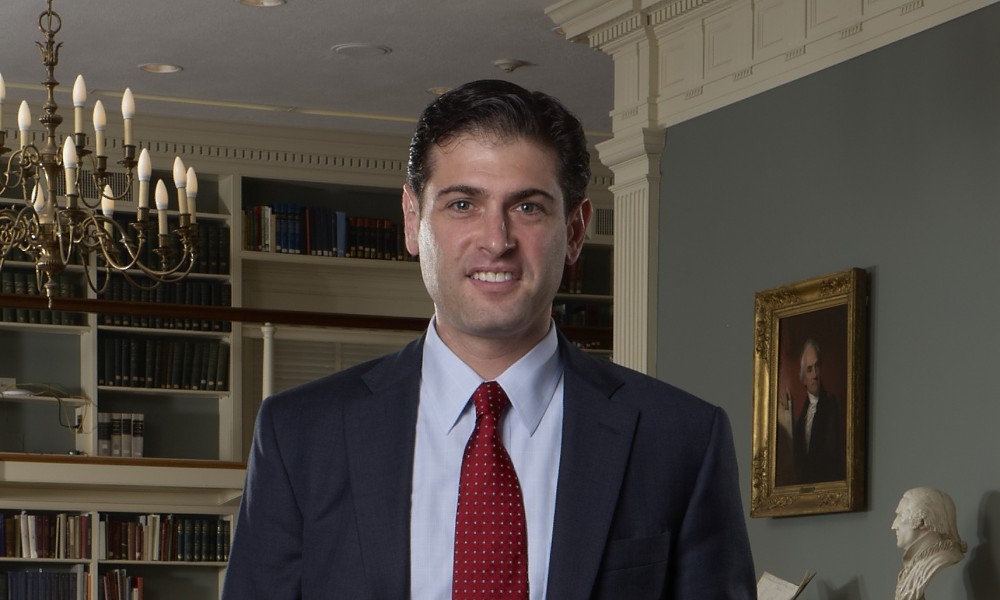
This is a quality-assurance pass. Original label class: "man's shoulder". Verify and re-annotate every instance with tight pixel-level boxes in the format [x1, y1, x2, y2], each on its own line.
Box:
[561, 340, 722, 419]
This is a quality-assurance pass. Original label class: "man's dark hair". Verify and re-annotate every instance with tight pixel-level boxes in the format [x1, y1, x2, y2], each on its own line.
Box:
[406, 79, 591, 216]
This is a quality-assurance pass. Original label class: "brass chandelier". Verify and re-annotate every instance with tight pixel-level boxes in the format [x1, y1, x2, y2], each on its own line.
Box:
[0, 0, 200, 307]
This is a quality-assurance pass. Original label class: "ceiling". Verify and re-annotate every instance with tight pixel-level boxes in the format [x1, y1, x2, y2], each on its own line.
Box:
[0, 0, 614, 143]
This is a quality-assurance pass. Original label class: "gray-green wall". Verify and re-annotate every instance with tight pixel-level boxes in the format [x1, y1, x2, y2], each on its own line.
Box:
[656, 4, 1000, 599]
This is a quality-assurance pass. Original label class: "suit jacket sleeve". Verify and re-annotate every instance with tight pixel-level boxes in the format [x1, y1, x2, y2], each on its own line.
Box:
[671, 406, 755, 599]
[222, 395, 303, 600]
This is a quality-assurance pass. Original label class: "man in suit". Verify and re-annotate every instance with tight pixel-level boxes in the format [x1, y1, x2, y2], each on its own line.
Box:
[789, 339, 845, 484]
[222, 79, 755, 599]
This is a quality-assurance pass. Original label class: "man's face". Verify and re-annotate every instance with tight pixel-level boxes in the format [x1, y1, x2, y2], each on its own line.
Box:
[801, 345, 822, 396]
[892, 495, 922, 549]
[402, 133, 589, 353]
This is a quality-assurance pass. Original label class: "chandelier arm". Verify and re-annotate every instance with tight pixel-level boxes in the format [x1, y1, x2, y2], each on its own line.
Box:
[0, 152, 28, 197]
[75, 153, 105, 210]
[133, 232, 198, 280]
[89, 215, 144, 272]
[54, 213, 80, 273]
[89, 160, 137, 204]
[78, 255, 106, 296]
[118, 268, 164, 292]
[13, 206, 40, 254]
[0, 210, 20, 256]
[104, 171, 136, 203]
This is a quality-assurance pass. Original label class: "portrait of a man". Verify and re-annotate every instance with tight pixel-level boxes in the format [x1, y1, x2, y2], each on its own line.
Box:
[774, 306, 848, 486]
[752, 267, 868, 517]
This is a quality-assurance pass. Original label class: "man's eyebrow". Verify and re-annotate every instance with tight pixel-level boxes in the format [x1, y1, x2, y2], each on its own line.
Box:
[510, 188, 556, 202]
[435, 184, 484, 199]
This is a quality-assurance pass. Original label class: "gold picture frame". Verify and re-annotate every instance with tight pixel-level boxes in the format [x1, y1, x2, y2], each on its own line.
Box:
[750, 268, 869, 517]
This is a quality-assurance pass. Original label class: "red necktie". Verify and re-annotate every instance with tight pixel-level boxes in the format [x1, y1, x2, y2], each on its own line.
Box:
[452, 381, 529, 600]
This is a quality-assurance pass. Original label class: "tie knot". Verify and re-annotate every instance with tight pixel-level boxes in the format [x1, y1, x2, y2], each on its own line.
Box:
[473, 381, 509, 420]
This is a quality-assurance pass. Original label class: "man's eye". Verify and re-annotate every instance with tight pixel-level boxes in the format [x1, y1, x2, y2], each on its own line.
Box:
[450, 200, 472, 211]
[516, 202, 541, 214]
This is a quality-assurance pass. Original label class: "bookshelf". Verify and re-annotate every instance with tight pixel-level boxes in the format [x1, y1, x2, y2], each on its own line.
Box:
[0, 170, 236, 464]
[0, 454, 243, 600]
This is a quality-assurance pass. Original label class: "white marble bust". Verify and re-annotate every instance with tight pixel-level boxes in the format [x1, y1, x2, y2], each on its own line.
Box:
[892, 487, 967, 600]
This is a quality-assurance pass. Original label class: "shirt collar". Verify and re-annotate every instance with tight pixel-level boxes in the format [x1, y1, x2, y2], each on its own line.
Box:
[421, 317, 562, 437]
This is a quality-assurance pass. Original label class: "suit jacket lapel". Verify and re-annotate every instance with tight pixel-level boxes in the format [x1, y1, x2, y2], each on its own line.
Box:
[547, 339, 638, 600]
[344, 337, 423, 598]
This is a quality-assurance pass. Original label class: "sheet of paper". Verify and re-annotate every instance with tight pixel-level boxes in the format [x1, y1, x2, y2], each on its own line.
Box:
[757, 571, 802, 600]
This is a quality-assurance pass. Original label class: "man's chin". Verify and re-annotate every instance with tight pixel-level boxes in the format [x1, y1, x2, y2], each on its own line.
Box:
[450, 316, 547, 343]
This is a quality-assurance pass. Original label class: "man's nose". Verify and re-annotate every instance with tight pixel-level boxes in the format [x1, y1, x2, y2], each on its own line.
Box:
[479, 211, 515, 256]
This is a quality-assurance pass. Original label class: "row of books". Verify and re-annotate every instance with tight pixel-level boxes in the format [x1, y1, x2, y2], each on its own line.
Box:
[98, 514, 230, 563]
[0, 567, 86, 600]
[101, 569, 141, 600]
[98, 336, 230, 392]
[107, 216, 230, 277]
[0, 271, 84, 326]
[96, 413, 144, 458]
[0, 512, 230, 563]
[1, 511, 92, 560]
[97, 277, 231, 332]
[242, 204, 415, 261]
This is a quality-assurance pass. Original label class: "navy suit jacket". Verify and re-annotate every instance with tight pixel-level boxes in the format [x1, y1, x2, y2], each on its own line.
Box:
[222, 333, 756, 599]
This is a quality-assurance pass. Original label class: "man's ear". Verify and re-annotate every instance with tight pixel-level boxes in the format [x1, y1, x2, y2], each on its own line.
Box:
[565, 198, 592, 265]
[402, 184, 421, 258]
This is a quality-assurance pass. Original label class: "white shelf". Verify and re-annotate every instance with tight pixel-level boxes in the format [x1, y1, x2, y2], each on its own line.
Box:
[0, 321, 90, 335]
[0, 391, 90, 405]
[554, 292, 613, 302]
[0, 456, 244, 510]
[98, 386, 229, 398]
[99, 560, 228, 568]
[97, 325, 231, 339]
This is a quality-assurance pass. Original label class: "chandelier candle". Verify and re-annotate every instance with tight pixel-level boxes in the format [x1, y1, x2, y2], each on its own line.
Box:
[72, 75, 86, 136]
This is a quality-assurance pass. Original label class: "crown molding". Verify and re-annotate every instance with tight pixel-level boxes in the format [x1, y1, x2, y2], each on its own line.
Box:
[549, 0, 999, 131]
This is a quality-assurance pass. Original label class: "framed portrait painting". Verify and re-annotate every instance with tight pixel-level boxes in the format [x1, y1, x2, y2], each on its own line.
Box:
[750, 268, 869, 517]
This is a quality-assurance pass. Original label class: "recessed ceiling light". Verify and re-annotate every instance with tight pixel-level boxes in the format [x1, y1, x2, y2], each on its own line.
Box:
[239, 0, 286, 6]
[427, 86, 451, 97]
[139, 63, 183, 74]
[331, 43, 392, 58]
[493, 59, 533, 74]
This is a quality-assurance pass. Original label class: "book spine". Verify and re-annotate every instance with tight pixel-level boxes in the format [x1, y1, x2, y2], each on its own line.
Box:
[183, 518, 194, 561]
[121, 414, 133, 458]
[1, 272, 15, 322]
[98, 412, 112, 456]
[13, 272, 27, 323]
[215, 342, 230, 391]
[111, 413, 123, 457]
[131, 413, 144, 458]
[336, 211, 347, 257]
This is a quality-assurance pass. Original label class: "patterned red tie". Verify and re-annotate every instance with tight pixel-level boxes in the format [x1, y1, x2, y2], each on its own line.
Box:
[452, 381, 529, 600]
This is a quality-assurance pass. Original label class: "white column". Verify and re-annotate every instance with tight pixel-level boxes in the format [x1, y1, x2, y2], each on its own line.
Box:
[261, 323, 276, 399]
[597, 129, 664, 374]
[594, 22, 665, 374]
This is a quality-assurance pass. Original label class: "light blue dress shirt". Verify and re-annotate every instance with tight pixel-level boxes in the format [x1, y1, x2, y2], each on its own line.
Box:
[410, 319, 564, 600]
